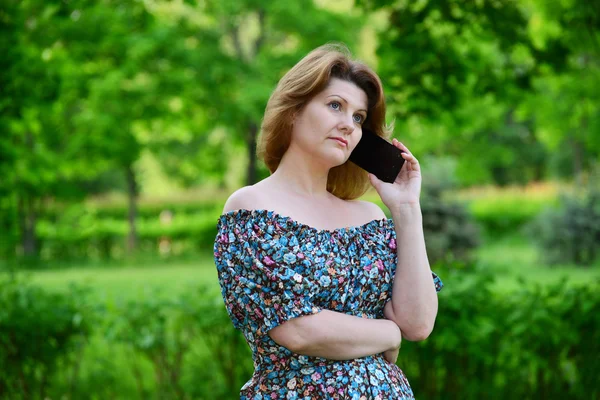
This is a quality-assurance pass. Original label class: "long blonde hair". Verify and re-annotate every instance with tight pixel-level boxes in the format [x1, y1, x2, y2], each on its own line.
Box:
[257, 43, 392, 200]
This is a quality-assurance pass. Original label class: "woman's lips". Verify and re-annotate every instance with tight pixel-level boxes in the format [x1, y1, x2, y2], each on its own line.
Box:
[330, 137, 348, 146]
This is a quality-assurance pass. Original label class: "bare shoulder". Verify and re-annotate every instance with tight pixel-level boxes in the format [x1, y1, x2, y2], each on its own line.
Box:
[222, 186, 260, 214]
[351, 199, 387, 221]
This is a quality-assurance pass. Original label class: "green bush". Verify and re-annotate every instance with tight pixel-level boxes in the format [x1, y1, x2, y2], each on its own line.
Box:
[367, 156, 481, 270]
[370, 190, 481, 270]
[3, 272, 599, 399]
[102, 284, 252, 399]
[0, 277, 94, 399]
[421, 193, 481, 269]
[469, 196, 557, 236]
[525, 190, 600, 266]
[30, 210, 221, 266]
[38, 199, 222, 221]
[400, 271, 600, 399]
[2, 201, 224, 267]
[420, 156, 481, 268]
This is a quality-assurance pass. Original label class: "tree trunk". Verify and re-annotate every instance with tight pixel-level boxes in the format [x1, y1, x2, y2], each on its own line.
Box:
[125, 164, 138, 254]
[246, 122, 259, 186]
[533, 162, 544, 182]
[18, 131, 39, 259]
[18, 195, 37, 259]
[571, 137, 583, 189]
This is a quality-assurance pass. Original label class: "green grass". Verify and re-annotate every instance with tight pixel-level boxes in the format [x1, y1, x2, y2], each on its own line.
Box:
[5, 233, 600, 300]
[17, 253, 220, 303]
[476, 233, 600, 292]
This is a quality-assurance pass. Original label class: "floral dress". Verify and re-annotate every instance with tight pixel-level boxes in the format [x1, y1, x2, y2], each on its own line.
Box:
[213, 209, 444, 400]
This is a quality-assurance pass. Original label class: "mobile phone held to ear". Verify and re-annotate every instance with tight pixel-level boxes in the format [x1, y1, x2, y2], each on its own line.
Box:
[349, 129, 405, 183]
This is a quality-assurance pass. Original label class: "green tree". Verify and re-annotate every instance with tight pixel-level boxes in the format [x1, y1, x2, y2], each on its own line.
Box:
[1, 0, 361, 261]
[357, 0, 594, 186]
[0, 0, 111, 260]
[178, 0, 360, 186]
[518, 0, 600, 185]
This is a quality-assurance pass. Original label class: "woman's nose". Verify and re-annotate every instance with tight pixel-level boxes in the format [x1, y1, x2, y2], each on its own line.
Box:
[339, 114, 355, 133]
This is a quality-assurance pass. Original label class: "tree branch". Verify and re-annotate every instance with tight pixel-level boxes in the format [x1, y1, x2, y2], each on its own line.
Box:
[253, 9, 266, 58]
[232, 23, 245, 62]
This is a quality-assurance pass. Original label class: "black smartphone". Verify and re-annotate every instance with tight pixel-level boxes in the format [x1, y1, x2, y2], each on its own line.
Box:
[348, 129, 405, 183]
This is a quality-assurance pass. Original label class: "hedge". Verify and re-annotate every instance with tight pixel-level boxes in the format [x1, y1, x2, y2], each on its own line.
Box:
[1, 272, 598, 399]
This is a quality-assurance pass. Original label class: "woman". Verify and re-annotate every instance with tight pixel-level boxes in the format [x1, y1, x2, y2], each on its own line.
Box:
[214, 43, 443, 399]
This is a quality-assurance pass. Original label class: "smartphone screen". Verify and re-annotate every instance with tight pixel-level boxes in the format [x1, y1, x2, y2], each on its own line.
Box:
[348, 129, 405, 183]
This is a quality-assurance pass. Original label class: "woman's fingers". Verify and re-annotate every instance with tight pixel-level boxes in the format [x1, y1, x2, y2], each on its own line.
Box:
[393, 138, 419, 172]
[393, 138, 413, 156]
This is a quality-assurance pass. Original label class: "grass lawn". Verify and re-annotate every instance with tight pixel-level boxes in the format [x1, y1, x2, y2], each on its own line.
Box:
[6, 232, 599, 301]
[476, 233, 600, 292]
[21, 254, 221, 303]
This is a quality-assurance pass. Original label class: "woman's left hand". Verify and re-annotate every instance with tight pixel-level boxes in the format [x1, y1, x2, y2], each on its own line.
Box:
[368, 139, 421, 211]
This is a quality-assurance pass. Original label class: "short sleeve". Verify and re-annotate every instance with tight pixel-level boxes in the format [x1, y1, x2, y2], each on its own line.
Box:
[213, 215, 322, 338]
[432, 271, 444, 293]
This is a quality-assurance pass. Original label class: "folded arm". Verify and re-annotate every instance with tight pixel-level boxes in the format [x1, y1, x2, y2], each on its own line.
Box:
[268, 309, 401, 361]
[388, 205, 439, 341]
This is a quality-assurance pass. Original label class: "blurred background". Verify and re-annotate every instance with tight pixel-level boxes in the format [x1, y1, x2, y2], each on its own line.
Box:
[1, 0, 599, 399]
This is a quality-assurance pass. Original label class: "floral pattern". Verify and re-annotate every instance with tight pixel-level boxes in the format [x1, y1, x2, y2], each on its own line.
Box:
[214, 209, 443, 399]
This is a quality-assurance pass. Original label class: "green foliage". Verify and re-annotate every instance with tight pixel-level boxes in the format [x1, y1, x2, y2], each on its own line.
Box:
[103, 286, 215, 399]
[518, 0, 600, 174]
[400, 273, 600, 399]
[526, 190, 600, 266]
[33, 211, 220, 264]
[468, 194, 558, 236]
[361, 0, 533, 118]
[448, 182, 566, 237]
[414, 156, 481, 269]
[356, 0, 599, 188]
[3, 0, 599, 263]
[0, 0, 363, 262]
[421, 192, 481, 270]
[78, 284, 252, 399]
[39, 198, 222, 221]
[0, 277, 94, 399]
[3, 271, 599, 399]
[0, 199, 224, 266]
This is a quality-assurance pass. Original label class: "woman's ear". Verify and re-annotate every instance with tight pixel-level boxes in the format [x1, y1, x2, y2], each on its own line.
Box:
[291, 105, 303, 126]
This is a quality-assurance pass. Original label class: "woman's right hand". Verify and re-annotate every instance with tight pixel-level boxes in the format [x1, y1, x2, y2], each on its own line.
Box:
[383, 321, 402, 364]
[383, 346, 400, 365]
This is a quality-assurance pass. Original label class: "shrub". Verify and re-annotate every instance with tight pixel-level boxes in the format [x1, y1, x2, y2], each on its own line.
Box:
[420, 156, 481, 269]
[29, 210, 221, 266]
[400, 272, 600, 399]
[0, 277, 94, 399]
[449, 181, 564, 237]
[468, 195, 556, 236]
[102, 284, 252, 399]
[368, 155, 481, 270]
[421, 192, 481, 270]
[525, 190, 600, 266]
[3, 272, 599, 399]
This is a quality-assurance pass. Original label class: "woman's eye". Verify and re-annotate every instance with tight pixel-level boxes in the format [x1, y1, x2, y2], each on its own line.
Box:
[353, 114, 364, 124]
[329, 101, 341, 111]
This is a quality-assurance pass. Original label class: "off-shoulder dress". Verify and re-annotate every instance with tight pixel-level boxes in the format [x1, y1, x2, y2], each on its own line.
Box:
[213, 209, 443, 400]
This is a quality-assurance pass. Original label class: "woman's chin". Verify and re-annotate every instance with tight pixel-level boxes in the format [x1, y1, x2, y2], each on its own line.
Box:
[329, 156, 349, 169]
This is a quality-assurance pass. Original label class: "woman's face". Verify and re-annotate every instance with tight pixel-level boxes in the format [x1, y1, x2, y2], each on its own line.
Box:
[290, 78, 368, 168]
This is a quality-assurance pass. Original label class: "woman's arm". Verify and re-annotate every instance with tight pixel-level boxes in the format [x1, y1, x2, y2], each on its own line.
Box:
[354, 201, 438, 341]
[269, 309, 401, 361]
[221, 194, 401, 360]
[387, 204, 439, 341]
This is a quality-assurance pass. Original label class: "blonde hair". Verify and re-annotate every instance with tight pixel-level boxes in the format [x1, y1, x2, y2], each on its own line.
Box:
[256, 43, 392, 200]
